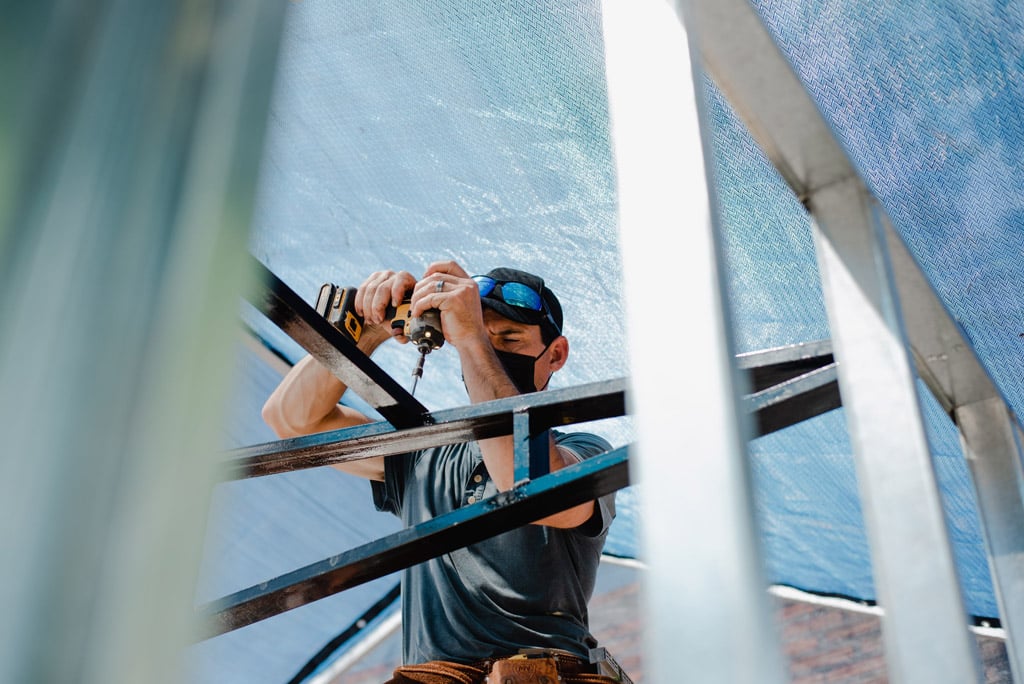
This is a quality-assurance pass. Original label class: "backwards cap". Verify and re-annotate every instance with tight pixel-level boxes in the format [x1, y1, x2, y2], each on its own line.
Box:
[479, 267, 563, 339]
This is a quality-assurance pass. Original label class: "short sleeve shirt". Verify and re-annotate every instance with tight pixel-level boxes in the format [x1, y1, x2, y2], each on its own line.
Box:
[371, 431, 615, 665]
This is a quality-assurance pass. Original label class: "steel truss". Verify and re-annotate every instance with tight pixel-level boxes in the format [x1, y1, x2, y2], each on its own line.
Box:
[198, 264, 842, 638]
[203, 446, 630, 636]
[200, 3, 1024, 682]
[210, 7, 1024, 680]
[682, 1, 1024, 682]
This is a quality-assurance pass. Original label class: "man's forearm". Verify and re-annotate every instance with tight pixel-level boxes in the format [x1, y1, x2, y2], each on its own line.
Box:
[262, 356, 346, 436]
[457, 337, 594, 527]
[262, 335, 385, 437]
[460, 341, 559, 477]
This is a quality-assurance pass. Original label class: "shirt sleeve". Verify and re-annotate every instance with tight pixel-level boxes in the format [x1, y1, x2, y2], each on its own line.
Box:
[371, 452, 412, 517]
[553, 431, 616, 537]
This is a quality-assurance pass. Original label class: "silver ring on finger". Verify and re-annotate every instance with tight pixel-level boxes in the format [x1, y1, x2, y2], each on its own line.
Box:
[436, 279, 444, 293]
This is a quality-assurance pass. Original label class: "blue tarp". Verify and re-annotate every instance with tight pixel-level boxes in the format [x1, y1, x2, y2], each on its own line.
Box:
[191, 1, 1024, 681]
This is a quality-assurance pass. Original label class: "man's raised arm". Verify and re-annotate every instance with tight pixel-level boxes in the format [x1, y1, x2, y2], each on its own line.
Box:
[261, 269, 417, 481]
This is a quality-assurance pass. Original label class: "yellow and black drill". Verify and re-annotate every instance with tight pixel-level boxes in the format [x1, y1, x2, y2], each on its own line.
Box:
[315, 283, 444, 394]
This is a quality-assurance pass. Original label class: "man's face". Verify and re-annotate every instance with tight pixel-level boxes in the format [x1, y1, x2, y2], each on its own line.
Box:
[482, 308, 546, 356]
[482, 308, 553, 391]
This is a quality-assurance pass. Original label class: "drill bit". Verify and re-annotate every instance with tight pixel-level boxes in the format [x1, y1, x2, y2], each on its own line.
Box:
[410, 349, 427, 395]
[407, 309, 443, 396]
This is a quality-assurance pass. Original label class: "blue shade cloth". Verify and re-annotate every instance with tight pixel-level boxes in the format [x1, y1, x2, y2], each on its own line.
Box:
[747, 0, 1024, 416]
[188, 342, 404, 684]
[708, 0, 1023, 616]
[196, 0, 1023, 681]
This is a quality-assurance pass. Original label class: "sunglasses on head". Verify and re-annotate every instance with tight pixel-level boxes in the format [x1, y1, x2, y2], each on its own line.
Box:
[472, 275, 561, 334]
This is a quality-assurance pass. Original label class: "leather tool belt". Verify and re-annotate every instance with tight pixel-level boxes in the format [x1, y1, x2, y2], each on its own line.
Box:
[385, 649, 624, 684]
[485, 652, 560, 684]
[483, 649, 614, 684]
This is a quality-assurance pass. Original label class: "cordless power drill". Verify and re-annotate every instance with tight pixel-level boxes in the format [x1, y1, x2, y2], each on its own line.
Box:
[315, 283, 444, 394]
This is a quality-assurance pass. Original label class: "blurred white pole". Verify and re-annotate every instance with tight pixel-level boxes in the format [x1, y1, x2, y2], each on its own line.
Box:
[601, 1, 787, 681]
[0, 2, 284, 682]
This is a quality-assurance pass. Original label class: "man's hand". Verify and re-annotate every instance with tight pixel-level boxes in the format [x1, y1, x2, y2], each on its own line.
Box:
[262, 268, 423, 481]
[410, 261, 490, 352]
[353, 269, 419, 345]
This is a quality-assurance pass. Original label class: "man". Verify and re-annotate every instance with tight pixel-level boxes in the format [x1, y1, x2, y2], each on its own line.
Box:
[262, 260, 618, 684]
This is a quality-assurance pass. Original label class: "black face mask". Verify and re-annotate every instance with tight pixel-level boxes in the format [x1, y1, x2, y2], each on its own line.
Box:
[494, 343, 552, 394]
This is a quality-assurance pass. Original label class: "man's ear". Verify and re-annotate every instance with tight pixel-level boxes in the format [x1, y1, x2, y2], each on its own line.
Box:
[547, 336, 569, 372]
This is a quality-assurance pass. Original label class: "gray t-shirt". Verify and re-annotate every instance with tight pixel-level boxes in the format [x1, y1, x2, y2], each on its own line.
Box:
[371, 431, 615, 665]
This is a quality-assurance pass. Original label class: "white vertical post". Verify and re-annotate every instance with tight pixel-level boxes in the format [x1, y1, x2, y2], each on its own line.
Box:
[0, 3, 284, 683]
[884, 217, 1024, 683]
[809, 182, 983, 683]
[688, 0, 994, 678]
[956, 398, 1024, 682]
[602, 1, 787, 682]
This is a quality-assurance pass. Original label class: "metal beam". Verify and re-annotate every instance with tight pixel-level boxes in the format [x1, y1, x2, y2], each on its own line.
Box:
[747, 363, 839, 436]
[199, 447, 630, 637]
[210, 331, 845, 644]
[884, 216, 1024, 679]
[812, 181, 982, 684]
[248, 256, 429, 428]
[602, 1, 787, 682]
[955, 398, 1024, 682]
[0, 2, 285, 682]
[285, 583, 401, 684]
[737, 339, 833, 390]
[226, 352, 843, 482]
[737, 340, 840, 436]
[224, 378, 627, 479]
[688, 1, 991, 680]
[512, 409, 550, 484]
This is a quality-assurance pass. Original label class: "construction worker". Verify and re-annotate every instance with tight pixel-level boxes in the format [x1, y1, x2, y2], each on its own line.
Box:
[262, 260, 619, 684]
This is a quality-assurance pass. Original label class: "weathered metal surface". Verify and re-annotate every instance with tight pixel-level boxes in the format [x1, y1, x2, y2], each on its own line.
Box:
[250, 256, 429, 428]
[200, 447, 630, 637]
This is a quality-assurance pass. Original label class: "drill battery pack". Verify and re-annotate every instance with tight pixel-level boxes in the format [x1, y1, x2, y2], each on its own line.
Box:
[315, 283, 364, 342]
[315, 282, 445, 394]
[315, 283, 419, 343]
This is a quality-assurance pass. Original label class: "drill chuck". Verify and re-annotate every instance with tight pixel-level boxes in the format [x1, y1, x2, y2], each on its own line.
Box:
[409, 309, 444, 354]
